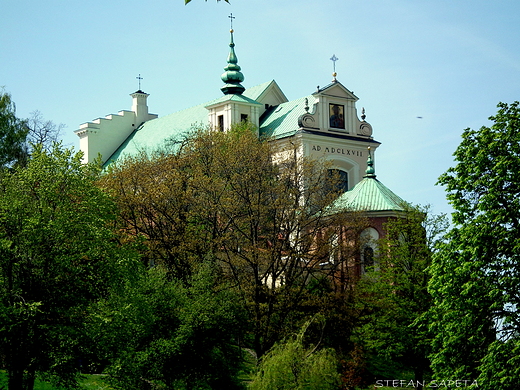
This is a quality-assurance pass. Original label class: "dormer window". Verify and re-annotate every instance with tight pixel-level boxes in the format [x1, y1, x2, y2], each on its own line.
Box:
[329, 103, 345, 129]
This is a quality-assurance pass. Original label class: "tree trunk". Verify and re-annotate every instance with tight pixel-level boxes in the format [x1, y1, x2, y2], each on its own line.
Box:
[7, 367, 36, 390]
[24, 370, 36, 390]
[414, 367, 424, 390]
[8, 369, 25, 390]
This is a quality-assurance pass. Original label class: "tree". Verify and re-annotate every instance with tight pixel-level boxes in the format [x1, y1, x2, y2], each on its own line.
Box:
[101, 123, 367, 358]
[25, 110, 64, 150]
[0, 144, 138, 390]
[428, 101, 520, 389]
[13, 110, 65, 168]
[249, 320, 340, 390]
[0, 90, 28, 168]
[91, 261, 247, 390]
[353, 205, 448, 387]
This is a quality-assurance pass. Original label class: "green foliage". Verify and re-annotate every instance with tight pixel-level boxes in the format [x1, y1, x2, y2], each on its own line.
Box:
[477, 339, 520, 389]
[249, 321, 340, 390]
[0, 90, 29, 168]
[0, 144, 138, 390]
[429, 101, 520, 389]
[101, 123, 365, 358]
[14, 110, 65, 167]
[0, 372, 114, 390]
[91, 261, 247, 390]
[354, 205, 448, 384]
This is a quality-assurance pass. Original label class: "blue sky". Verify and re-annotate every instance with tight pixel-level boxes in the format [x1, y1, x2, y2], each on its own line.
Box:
[2, 0, 520, 218]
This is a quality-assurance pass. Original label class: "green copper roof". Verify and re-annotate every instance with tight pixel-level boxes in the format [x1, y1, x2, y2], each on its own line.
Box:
[327, 153, 407, 214]
[104, 82, 273, 166]
[259, 95, 316, 139]
[330, 176, 407, 213]
[206, 93, 262, 107]
[244, 80, 277, 101]
[105, 102, 209, 165]
[330, 177, 405, 211]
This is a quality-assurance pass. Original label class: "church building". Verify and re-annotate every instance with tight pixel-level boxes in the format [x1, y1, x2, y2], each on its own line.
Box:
[75, 25, 407, 275]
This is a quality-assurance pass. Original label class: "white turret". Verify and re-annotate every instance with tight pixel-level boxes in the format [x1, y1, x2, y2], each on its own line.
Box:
[131, 90, 152, 127]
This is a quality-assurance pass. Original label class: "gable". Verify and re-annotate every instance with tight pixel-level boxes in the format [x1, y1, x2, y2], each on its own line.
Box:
[314, 81, 358, 101]
[260, 80, 373, 141]
[244, 80, 288, 118]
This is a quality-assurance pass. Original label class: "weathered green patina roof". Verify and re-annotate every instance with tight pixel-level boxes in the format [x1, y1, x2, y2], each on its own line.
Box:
[259, 95, 316, 139]
[331, 177, 407, 213]
[244, 80, 276, 101]
[105, 102, 209, 165]
[206, 93, 262, 107]
[104, 80, 361, 166]
[327, 151, 407, 214]
[104, 82, 275, 165]
[220, 29, 245, 95]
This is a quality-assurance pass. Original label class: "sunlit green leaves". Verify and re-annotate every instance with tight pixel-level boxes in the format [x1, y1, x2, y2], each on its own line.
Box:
[354, 205, 447, 383]
[92, 262, 246, 390]
[249, 321, 340, 390]
[429, 101, 520, 390]
[0, 144, 139, 389]
[0, 89, 28, 168]
[101, 122, 364, 359]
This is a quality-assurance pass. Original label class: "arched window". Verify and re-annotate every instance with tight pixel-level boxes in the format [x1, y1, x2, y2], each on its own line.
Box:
[360, 227, 379, 274]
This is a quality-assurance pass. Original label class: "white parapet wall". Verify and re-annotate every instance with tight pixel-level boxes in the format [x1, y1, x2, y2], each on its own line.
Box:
[75, 91, 157, 164]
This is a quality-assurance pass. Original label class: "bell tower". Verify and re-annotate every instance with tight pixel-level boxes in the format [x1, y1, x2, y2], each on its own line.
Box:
[206, 15, 262, 133]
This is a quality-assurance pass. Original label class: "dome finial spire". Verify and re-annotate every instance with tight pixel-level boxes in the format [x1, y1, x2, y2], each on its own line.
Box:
[365, 147, 376, 178]
[229, 12, 235, 30]
[220, 14, 245, 95]
[136, 73, 144, 93]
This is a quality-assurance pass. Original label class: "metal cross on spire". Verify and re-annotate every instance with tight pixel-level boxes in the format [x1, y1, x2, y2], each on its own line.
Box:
[330, 54, 339, 80]
[228, 13, 236, 30]
[136, 74, 143, 91]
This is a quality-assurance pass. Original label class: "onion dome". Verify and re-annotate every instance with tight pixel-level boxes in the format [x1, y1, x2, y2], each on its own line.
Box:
[221, 29, 245, 95]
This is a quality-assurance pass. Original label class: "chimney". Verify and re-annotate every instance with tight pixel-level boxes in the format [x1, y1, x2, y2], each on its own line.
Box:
[130, 90, 150, 126]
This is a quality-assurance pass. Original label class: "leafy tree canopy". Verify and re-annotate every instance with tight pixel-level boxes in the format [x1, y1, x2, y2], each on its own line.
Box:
[249, 320, 340, 390]
[0, 89, 28, 168]
[354, 205, 448, 386]
[91, 261, 247, 390]
[429, 101, 520, 389]
[0, 144, 139, 390]
[101, 123, 367, 358]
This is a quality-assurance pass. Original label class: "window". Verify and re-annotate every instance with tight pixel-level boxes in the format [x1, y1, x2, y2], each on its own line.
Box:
[360, 227, 379, 274]
[327, 169, 349, 194]
[241, 114, 248, 122]
[218, 115, 224, 132]
[329, 103, 345, 129]
[363, 246, 374, 270]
